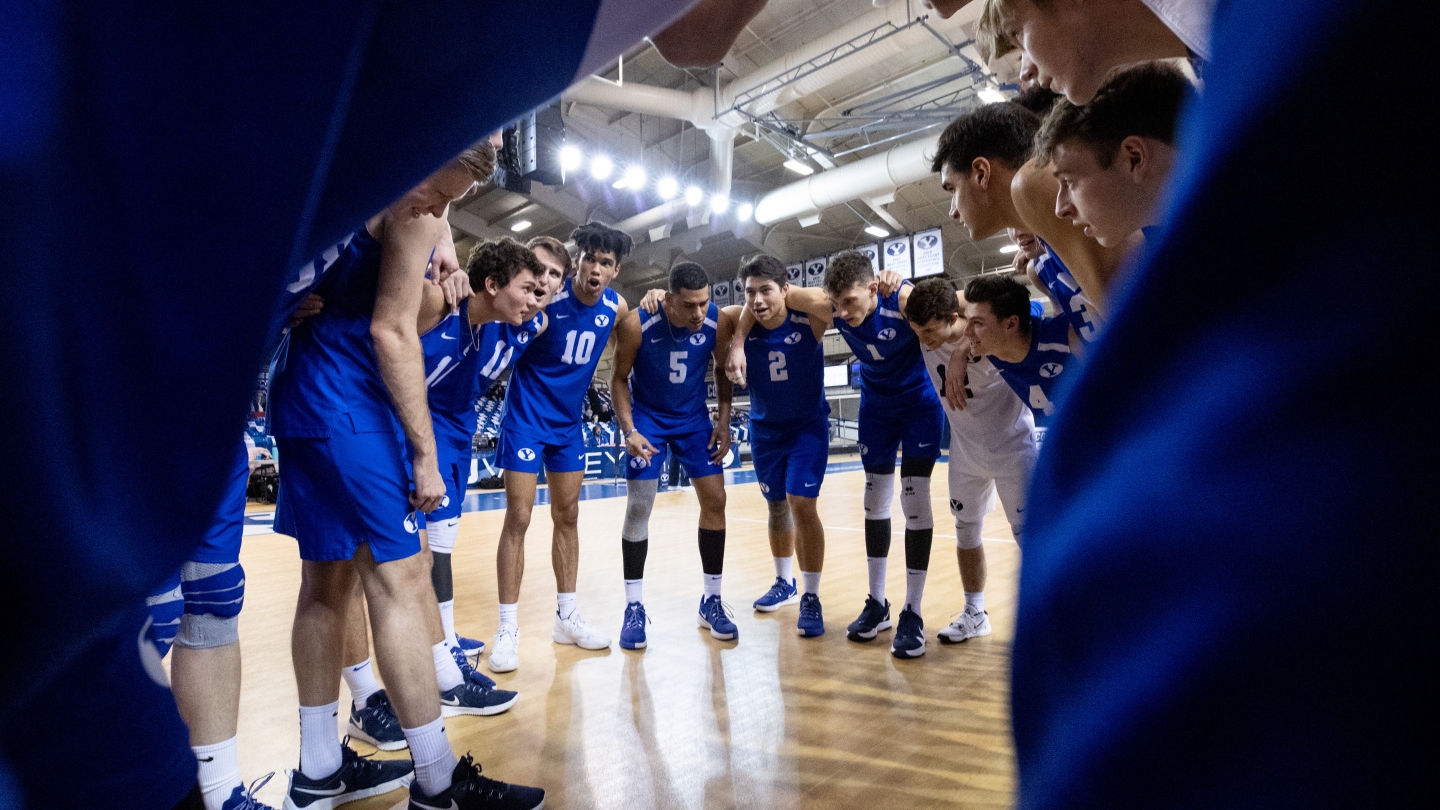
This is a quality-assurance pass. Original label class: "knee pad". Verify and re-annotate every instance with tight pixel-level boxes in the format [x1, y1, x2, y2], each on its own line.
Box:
[144, 576, 183, 658]
[427, 517, 460, 554]
[864, 473, 895, 520]
[955, 521, 984, 551]
[766, 498, 793, 531]
[175, 562, 245, 649]
[623, 478, 658, 542]
[899, 476, 933, 530]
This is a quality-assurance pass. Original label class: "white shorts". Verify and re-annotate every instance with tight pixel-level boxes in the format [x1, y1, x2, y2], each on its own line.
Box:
[946, 436, 1036, 534]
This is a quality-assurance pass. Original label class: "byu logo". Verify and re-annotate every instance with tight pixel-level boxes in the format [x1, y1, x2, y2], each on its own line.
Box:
[950, 499, 964, 512]
[689, 333, 707, 346]
[784, 331, 802, 344]
[787, 266, 802, 281]
[517, 332, 530, 344]
[403, 511, 419, 534]
[858, 443, 868, 455]
[595, 314, 610, 327]
[759, 482, 770, 494]
[1039, 362, 1064, 378]
[517, 448, 536, 461]
[877, 328, 896, 341]
[916, 234, 938, 249]
[807, 262, 823, 276]
[629, 455, 648, 469]
[886, 242, 907, 256]
[440, 495, 450, 508]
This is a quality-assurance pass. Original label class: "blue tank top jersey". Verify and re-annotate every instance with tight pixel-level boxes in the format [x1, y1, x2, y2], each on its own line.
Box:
[630, 303, 719, 431]
[503, 278, 621, 442]
[420, 299, 483, 445]
[1033, 239, 1100, 343]
[833, 285, 937, 407]
[467, 313, 543, 437]
[744, 310, 830, 428]
[270, 225, 396, 438]
[988, 314, 1075, 424]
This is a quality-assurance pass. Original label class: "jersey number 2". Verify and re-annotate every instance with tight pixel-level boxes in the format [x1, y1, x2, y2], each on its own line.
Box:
[768, 351, 788, 381]
[561, 330, 596, 365]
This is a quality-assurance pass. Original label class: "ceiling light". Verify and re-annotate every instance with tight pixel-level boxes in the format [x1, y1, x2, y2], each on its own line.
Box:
[783, 158, 815, 176]
[709, 194, 729, 214]
[621, 165, 646, 190]
[559, 145, 583, 173]
[977, 87, 1007, 105]
[657, 176, 679, 199]
[510, 220, 533, 233]
[737, 203, 754, 222]
[999, 244, 1020, 253]
[864, 224, 889, 238]
[589, 154, 613, 180]
[684, 186, 704, 206]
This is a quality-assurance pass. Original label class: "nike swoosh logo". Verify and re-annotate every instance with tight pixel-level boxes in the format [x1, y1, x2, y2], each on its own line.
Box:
[441, 333, 457, 340]
[917, 442, 932, 447]
[555, 314, 571, 319]
[440, 696, 461, 706]
[412, 799, 460, 810]
[804, 482, 818, 488]
[747, 336, 759, 341]
[650, 337, 665, 343]
[295, 782, 347, 797]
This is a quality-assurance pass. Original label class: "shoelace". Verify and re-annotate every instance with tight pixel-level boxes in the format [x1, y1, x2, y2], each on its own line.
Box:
[763, 579, 791, 600]
[453, 754, 512, 801]
[496, 625, 518, 647]
[624, 604, 651, 630]
[239, 772, 274, 809]
[705, 599, 736, 622]
[800, 596, 820, 620]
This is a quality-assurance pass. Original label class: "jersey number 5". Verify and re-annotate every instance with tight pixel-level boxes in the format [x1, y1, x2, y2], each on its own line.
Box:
[561, 330, 596, 365]
[669, 351, 688, 383]
[768, 351, 788, 381]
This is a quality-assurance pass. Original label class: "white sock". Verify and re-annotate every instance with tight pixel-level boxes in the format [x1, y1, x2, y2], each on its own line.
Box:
[557, 591, 577, 619]
[341, 658, 382, 711]
[905, 568, 927, 615]
[298, 702, 342, 780]
[194, 736, 241, 810]
[703, 573, 723, 598]
[866, 557, 887, 603]
[774, 555, 793, 581]
[965, 591, 985, 612]
[403, 716, 457, 797]
[498, 602, 518, 629]
[438, 599, 459, 650]
[624, 579, 643, 604]
[432, 641, 464, 691]
[801, 570, 821, 596]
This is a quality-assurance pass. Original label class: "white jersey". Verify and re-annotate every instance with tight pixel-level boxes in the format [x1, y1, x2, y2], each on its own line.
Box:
[920, 336, 1037, 474]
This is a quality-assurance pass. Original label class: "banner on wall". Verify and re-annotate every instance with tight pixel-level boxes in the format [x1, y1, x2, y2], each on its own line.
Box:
[912, 228, 944, 277]
[883, 236, 913, 278]
[856, 243, 880, 269]
[712, 279, 731, 306]
[804, 257, 827, 288]
[785, 262, 804, 286]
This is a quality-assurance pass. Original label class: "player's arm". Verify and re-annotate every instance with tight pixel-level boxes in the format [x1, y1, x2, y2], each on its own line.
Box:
[1027, 260, 1063, 313]
[609, 310, 655, 461]
[783, 285, 833, 323]
[370, 211, 446, 512]
[1013, 159, 1125, 317]
[708, 309, 737, 463]
[942, 287, 974, 410]
[608, 296, 630, 349]
[725, 302, 757, 386]
[415, 271, 450, 334]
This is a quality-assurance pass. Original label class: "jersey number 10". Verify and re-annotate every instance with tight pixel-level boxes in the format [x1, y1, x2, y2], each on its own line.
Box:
[560, 330, 596, 366]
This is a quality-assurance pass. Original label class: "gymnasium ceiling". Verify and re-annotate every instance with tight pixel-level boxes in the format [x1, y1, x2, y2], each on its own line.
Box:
[447, 0, 1027, 304]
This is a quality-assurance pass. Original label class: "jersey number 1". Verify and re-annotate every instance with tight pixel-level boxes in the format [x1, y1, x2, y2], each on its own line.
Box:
[561, 330, 596, 365]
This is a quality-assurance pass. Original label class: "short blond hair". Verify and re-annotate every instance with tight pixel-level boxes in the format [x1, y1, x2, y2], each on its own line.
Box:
[455, 140, 497, 185]
[976, 0, 1042, 63]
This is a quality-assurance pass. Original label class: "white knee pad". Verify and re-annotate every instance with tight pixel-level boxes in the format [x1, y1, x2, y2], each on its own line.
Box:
[955, 521, 984, 551]
[175, 562, 244, 649]
[864, 472, 895, 520]
[623, 478, 659, 541]
[899, 476, 932, 530]
[427, 516, 460, 554]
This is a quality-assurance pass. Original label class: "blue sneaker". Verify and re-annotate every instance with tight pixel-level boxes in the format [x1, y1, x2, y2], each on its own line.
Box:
[282, 743, 412, 810]
[347, 690, 407, 751]
[220, 773, 277, 810]
[404, 754, 545, 810]
[796, 592, 825, 637]
[456, 635, 486, 657]
[846, 596, 892, 642]
[753, 576, 799, 612]
[890, 606, 926, 659]
[451, 645, 497, 688]
[619, 601, 649, 650]
[697, 595, 738, 640]
[440, 678, 519, 717]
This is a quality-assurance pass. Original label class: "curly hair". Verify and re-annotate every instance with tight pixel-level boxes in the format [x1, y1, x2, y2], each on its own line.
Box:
[571, 221, 634, 261]
[823, 251, 875, 296]
[466, 236, 543, 294]
[903, 277, 961, 326]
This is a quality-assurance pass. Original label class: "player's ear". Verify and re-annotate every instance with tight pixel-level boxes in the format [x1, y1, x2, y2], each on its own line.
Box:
[485, 275, 501, 296]
[971, 156, 990, 190]
[1119, 136, 1147, 180]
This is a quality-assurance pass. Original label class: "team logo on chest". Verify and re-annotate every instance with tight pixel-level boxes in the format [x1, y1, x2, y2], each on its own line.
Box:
[595, 314, 610, 327]
[517, 332, 530, 345]
[877, 328, 896, 341]
[784, 331, 802, 345]
[689, 333, 707, 346]
[1039, 362, 1064, 379]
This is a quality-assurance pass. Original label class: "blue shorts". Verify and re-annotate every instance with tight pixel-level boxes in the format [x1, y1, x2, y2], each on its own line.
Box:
[751, 416, 830, 502]
[857, 393, 945, 474]
[625, 410, 724, 481]
[191, 440, 250, 564]
[496, 424, 587, 475]
[426, 431, 471, 522]
[274, 433, 422, 563]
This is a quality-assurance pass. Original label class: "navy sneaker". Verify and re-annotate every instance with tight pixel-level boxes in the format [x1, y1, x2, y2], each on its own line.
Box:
[752, 576, 799, 612]
[221, 773, 277, 810]
[347, 690, 407, 752]
[796, 592, 825, 637]
[451, 645, 498, 688]
[440, 678, 519, 717]
[697, 595, 737, 641]
[405, 754, 544, 810]
[619, 601, 649, 650]
[846, 596, 892, 642]
[456, 635, 486, 658]
[282, 743, 413, 810]
[890, 606, 926, 659]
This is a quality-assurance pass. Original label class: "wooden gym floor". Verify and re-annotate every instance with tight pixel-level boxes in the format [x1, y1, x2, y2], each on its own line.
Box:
[215, 461, 1020, 809]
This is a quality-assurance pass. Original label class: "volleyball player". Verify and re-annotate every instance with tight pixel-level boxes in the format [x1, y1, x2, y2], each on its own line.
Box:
[960, 275, 1077, 425]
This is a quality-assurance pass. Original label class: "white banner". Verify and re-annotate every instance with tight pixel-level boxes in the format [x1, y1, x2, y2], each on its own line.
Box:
[883, 236, 913, 278]
[712, 279, 731, 306]
[804, 257, 827, 288]
[785, 262, 804, 287]
[912, 228, 944, 277]
[857, 243, 880, 269]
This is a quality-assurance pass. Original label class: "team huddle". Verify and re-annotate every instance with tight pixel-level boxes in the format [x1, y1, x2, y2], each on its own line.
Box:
[141, 52, 1195, 810]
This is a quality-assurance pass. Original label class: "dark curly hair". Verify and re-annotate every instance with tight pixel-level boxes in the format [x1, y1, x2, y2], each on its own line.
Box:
[823, 250, 875, 296]
[903, 277, 961, 326]
[466, 236, 543, 294]
[571, 221, 633, 262]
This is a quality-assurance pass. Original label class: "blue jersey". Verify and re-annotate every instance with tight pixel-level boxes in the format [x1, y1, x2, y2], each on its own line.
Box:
[1033, 239, 1100, 343]
[424, 304, 544, 444]
[503, 278, 621, 443]
[988, 314, 1075, 424]
[833, 285, 936, 406]
[631, 303, 719, 432]
[744, 310, 829, 428]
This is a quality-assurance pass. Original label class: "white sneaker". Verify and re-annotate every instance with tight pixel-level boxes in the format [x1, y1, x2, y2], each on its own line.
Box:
[488, 623, 519, 673]
[937, 606, 992, 644]
[552, 610, 612, 650]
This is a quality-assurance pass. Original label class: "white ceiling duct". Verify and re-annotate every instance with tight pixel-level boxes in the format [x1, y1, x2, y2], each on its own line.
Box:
[753, 134, 937, 226]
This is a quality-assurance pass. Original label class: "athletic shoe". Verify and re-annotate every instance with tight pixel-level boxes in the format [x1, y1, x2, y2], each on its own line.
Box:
[347, 690, 407, 752]
[440, 678, 519, 717]
[890, 606, 926, 659]
[937, 606, 992, 644]
[451, 645, 498, 688]
[552, 610, 611, 650]
[619, 601, 649, 650]
[221, 773, 277, 810]
[752, 576, 799, 612]
[488, 624, 519, 674]
[404, 754, 544, 810]
[281, 742, 413, 810]
[796, 592, 825, 637]
[697, 595, 738, 641]
[845, 596, 892, 642]
[456, 635, 486, 658]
